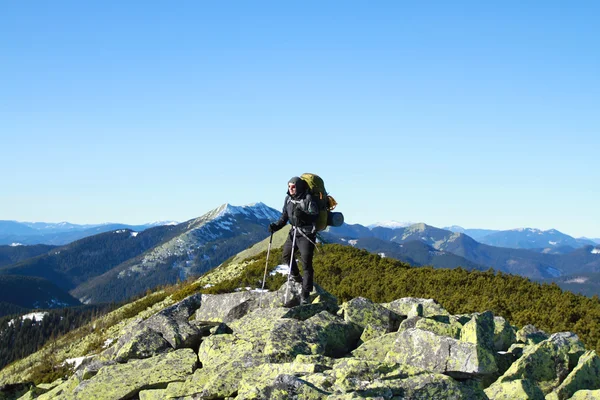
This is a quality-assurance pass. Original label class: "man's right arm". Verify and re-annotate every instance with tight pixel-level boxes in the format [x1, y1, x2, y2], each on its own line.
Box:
[269, 197, 289, 232]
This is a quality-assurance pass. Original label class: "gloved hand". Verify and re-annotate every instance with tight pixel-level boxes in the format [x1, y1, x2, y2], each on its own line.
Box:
[268, 223, 278, 233]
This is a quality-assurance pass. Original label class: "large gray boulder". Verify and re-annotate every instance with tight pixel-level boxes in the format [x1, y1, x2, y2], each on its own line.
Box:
[546, 350, 600, 400]
[72, 348, 198, 400]
[484, 379, 545, 399]
[496, 331, 586, 394]
[337, 297, 400, 335]
[385, 328, 498, 378]
[381, 297, 449, 318]
[516, 324, 549, 345]
[110, 293, 203, 362]
[493, 316, 517, 351]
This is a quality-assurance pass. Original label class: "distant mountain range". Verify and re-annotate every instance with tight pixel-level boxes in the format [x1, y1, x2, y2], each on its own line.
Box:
[0, 203, 279, 306]
[0, 220, 178, 246]
[326, 222, 600, 294]
[442, 226, 597, 252]
[2, 203, 600, 315]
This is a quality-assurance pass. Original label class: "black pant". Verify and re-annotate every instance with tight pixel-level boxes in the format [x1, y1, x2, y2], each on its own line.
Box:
[282, 228, 316, 298]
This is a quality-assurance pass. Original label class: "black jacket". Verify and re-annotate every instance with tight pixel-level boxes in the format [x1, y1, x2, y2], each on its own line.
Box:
[272, 178, 319, 233]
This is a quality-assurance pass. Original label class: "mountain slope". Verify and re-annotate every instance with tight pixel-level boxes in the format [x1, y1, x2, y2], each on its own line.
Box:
[0, 275, 80, 316]
[322, 234, 488, 271]
[0, 225, 183, 291]
[0, 244, 56, 267]
[70, 203, 280, 304]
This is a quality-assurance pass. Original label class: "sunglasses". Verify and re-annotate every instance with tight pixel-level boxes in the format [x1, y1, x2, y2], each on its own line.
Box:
[288, 184, 296, 189]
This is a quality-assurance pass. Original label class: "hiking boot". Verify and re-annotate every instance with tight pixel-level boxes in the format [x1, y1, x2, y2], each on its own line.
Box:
[300, 295, 310, 305]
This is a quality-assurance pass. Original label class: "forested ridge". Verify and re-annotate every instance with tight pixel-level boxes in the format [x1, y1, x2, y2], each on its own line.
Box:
[0, 305, 116, 371]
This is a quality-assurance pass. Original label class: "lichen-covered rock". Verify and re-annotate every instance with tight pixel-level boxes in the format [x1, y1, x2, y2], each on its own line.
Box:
[516, 324, 549, 345]
[398, 316, 422, 332]
[109, 293, 202, 362]
[352, 332, 400, 363]
[497, 332, 586, 394]
[36, 376, 80, 400]
[138, 388, 168, 400]
[195, 282, 324, 324]
[264, 318, 324, 361]
[77, 359, 117, 380]
[114, 326, 171, 362]
[236, 362, 327, 398]
[415, 317, 461, 339]
[238, 374, 327, 400]
[308, 311, 362, 357]
[460, 311, 495, 351]
[368, 372, 487, 400]
[328, 359, 414, 393]
[195, 291, 257, 323]
[197, 333, 263, 369]
[546, 350, 600, 400]
[360, 323, 388, 342]
[294, 354, 337, 369]
[337, 297, 400, 334]
[164, 366, 242, 399]
[385, 328, 498, 378]
[570, 389, 600, 399]
[493, 316, 517, 351]
[71, 348, 198, 400]
[381, 297, 449, 318]
[484, 379, 545, 399]
[142, 293, 202, 349]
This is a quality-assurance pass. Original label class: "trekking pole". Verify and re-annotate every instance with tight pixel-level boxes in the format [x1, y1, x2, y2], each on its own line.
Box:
[259, 233, 273, 308]
[284, 226, 298, 304]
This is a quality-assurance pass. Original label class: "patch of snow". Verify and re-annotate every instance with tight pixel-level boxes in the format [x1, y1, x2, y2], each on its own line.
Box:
[103, 338, 114, 348]
[130, 231, 139, 237]
[368, 220, 413, 229]
[215, 202, 280, 221]
[348, 239, 358, 246]
[270, 264, 291, 276]
[64, 356, 90, 369]
[9, 243, 23, 247]
[549, 241, 557, 245]
[379, 253, 386, 258]
[8, 312, 48, 327]
[565, 277, 588, 284]
[147, 221, 179, 226]
[203, 284, 214, 288]
[114, 229, 126, 233]
[591, 248, 600, 254]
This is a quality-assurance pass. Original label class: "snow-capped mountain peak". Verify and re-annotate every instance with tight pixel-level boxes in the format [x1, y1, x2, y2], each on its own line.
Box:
[368, 220, 413, 230]
[213, 202, 280, 221]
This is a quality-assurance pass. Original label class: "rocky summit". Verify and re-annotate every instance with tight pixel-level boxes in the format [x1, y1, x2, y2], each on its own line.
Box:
[2, 281, 600, 400]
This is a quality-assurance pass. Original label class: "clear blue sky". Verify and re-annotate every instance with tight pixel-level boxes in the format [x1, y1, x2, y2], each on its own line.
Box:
[1, 1, 599, 238]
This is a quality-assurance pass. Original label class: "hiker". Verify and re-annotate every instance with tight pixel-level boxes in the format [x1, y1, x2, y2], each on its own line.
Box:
[269, 176, 319, 304]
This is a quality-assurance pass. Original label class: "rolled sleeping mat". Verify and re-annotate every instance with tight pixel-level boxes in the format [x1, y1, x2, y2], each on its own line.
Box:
[328, 212, 344, 227]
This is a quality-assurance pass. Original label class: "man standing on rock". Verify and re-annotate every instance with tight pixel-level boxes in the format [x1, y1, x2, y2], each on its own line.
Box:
[269, 176, 319, 305]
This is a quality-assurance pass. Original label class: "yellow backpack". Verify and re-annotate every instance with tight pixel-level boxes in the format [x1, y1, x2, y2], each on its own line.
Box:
[300, 173, 341, 231]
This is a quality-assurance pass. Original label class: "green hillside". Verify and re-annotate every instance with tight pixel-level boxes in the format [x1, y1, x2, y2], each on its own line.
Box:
[203, 243, 600, 353]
